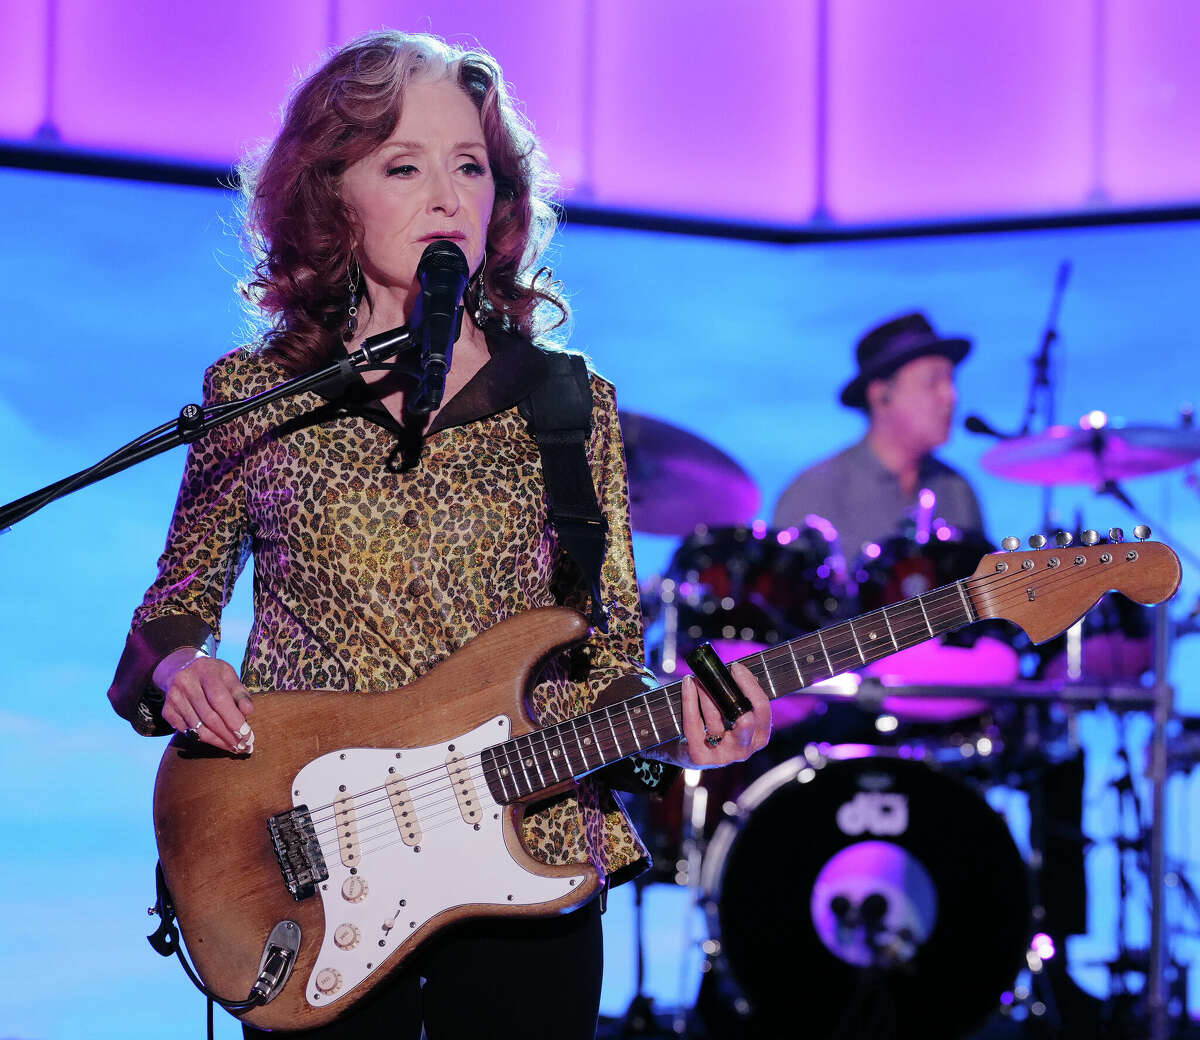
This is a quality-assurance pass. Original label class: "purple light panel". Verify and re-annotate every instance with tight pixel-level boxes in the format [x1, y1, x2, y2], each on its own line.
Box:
[589, 0, 820, 221]
[0, 1, 1197, 222]
[0, 2, 49, 138]
[51, 0, 327, 163]
[1103, 0, 1200, 205]
[826, 0, 1095, 222]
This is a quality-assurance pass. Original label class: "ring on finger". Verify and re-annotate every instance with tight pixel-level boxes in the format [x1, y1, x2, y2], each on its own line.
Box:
[704, 733, 723, 748]
[183, 720, 205, 738]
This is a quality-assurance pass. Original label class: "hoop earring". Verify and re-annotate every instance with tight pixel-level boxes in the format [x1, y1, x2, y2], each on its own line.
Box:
[342, 259, 361, 343]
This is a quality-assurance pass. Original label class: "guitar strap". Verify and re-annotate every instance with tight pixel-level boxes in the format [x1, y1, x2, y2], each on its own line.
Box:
[519, 350, 610, 633]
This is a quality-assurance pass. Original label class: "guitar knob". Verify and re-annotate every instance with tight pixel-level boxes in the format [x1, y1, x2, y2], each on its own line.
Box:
[1081, 529, 1100, 546]
[334, 922, 361, 950]
[1109, 527, 1125, 543]
[1001, 536, 1020, 551]
[1054, 531, 1073, 548]
[1029, 534, 1048, 549]
[341, 876, 369, 903]
[315, 967, 343, 995]
[1134, 525, 1151, 541]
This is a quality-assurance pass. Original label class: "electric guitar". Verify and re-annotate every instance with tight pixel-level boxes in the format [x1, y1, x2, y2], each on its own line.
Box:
[152, 537, 1181, 1030]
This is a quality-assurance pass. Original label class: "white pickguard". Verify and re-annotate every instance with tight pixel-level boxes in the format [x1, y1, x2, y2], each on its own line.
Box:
[290, 715, 587, 1009]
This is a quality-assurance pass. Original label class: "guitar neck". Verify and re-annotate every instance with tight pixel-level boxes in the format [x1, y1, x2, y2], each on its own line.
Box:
[482, 578, 976, 803]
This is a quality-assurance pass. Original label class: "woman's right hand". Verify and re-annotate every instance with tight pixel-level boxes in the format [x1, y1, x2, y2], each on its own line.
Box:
[155, 649, 255, 754]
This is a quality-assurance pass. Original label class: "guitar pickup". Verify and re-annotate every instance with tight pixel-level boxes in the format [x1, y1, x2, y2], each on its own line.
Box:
[268, 805, 329, 901]
[334, 795, 360, 869]
[446, 753, 482, 826]
[386, 776, 422, 847]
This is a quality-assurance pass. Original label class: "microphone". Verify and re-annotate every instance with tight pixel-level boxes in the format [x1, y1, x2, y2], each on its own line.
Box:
[964, 414, 1011, 439]
[409, 239, 470, 416]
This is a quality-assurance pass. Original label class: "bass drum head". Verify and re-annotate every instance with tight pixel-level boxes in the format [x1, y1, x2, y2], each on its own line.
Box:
[701, 751, 1030, 1040]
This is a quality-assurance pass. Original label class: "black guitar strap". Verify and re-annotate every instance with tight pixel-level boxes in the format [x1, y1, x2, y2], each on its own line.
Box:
[519, 350, 610, 633]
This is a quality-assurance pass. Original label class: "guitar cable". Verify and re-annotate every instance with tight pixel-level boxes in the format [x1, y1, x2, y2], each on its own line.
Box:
[147, 861, 271, 1036]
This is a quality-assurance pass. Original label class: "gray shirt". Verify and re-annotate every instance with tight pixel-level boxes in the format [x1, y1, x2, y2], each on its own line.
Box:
[771, 437, 985, 559]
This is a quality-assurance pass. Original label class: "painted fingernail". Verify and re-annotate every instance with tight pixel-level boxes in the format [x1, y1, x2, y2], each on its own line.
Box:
[238, 722, 252, 737]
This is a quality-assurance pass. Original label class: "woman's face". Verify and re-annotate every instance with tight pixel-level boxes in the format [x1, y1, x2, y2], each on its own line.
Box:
[340, 76, 495, 307]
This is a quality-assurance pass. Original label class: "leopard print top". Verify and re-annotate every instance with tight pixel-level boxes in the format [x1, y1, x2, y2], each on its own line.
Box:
[110, 335, 666, 881]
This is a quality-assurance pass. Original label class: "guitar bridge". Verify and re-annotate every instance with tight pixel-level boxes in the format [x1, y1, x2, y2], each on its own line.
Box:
[268, 804, 328, 900]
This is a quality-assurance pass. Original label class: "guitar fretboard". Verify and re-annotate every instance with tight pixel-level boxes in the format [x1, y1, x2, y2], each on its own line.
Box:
[480, 578, 977, 804]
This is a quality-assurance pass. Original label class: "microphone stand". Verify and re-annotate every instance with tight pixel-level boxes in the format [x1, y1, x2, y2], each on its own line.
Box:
[0, 327, 418, 533]
[1019, 261, 1072, 531]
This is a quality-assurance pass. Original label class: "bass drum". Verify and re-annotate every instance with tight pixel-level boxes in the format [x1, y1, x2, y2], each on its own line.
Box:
[695, 749, 1030, 1040]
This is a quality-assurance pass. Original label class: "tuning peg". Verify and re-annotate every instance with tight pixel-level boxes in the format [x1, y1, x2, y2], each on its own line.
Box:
[1001, 536, 1020, 551]
[1055, 531, 1074, 548]
[1081, 529, 1100, 546]
[1134, 525, 1151, 541]
[1029, 534, 1048, 549]
[1109, 527, 1125, 543]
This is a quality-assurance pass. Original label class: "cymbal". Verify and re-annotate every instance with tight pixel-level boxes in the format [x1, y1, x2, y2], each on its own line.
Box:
[981, 424, 1200, 486]
[619, 411, 761, 535]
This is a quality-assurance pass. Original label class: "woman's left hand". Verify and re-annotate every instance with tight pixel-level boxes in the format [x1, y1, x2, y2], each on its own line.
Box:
[675, 661, 773, 768]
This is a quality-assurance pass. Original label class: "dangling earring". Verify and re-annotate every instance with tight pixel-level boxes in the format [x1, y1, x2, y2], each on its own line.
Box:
[471, 254, 487, 326]
[342, 259, 361, 343]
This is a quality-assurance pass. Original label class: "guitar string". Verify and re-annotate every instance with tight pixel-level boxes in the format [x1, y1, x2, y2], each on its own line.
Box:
[302, 562, 1110, 849]
[296, 557, 1155, 872]
[755, 556, 1136, 684]
[315, 775, 505, 865]
[297, 555, 1145, 843]
[301, 557, 1128, 846]
[304, 561, 1113, 861]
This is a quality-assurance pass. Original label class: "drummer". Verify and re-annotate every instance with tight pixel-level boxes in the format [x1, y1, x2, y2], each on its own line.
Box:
[772, 311, 982, 556]
[773, 311, 1016, 711]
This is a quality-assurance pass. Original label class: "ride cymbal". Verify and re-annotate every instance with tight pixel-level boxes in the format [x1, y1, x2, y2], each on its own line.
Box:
[981, 424, 1200, 486]
[618, 411, 761, 535]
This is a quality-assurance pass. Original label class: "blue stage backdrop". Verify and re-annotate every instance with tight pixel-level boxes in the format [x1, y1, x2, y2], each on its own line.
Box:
[2, 165, 1200, 1036]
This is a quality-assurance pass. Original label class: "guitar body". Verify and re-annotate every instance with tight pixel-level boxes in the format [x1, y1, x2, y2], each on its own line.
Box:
[153, 607, 600, 1031]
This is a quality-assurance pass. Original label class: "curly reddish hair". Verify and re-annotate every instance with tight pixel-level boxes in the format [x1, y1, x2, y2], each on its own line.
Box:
[238, 31, 568, 374]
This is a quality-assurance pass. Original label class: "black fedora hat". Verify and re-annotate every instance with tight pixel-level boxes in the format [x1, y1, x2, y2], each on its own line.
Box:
[840, 311, 971, 409]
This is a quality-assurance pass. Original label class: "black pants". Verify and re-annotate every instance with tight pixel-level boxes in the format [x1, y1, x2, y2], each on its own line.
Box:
[243, 897, 604, 1040]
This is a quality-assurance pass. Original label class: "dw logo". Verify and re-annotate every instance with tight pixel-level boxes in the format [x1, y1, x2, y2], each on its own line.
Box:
[835, 791, 909, 836]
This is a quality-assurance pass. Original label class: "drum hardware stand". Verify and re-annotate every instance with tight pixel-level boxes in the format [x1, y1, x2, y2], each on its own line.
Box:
[1147, 601, 1172, 1040]
[1017, 260, 1072, 531]
[618, 873, 661, 1038]
[671, 769, 708, 1038]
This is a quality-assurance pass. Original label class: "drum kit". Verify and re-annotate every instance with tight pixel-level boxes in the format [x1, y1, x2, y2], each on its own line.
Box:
[615, 410, 1200, 1040]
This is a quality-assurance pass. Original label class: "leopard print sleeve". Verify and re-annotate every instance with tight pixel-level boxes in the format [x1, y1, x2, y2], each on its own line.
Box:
[107, 352, 256, 732]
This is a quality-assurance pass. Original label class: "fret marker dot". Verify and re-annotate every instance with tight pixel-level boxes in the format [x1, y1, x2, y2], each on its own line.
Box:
[552, 748, 561, 757]
[869, 632, 878, 640]
[584, 737, 593, 746]
[500, 768, 509, 776]
[525, 758, 533, 767]
[806, 655, 815, 664]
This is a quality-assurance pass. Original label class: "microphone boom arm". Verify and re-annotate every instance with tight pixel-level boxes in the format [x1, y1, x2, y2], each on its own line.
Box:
[0, 326, 418, 533]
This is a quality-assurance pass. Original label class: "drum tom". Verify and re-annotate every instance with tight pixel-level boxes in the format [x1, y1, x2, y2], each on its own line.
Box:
[1037, 592, 1153, 682]
[647, 522, 851, 675]
[697, 747, 1030, 1040]
[853, 532, 1019, 721]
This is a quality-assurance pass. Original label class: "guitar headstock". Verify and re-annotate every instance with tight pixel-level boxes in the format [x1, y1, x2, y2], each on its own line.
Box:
[970, 531, 1181, 644]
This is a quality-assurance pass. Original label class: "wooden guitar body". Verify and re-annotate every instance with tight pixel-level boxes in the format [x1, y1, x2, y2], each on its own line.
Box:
[153, 607, 599, 1031]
